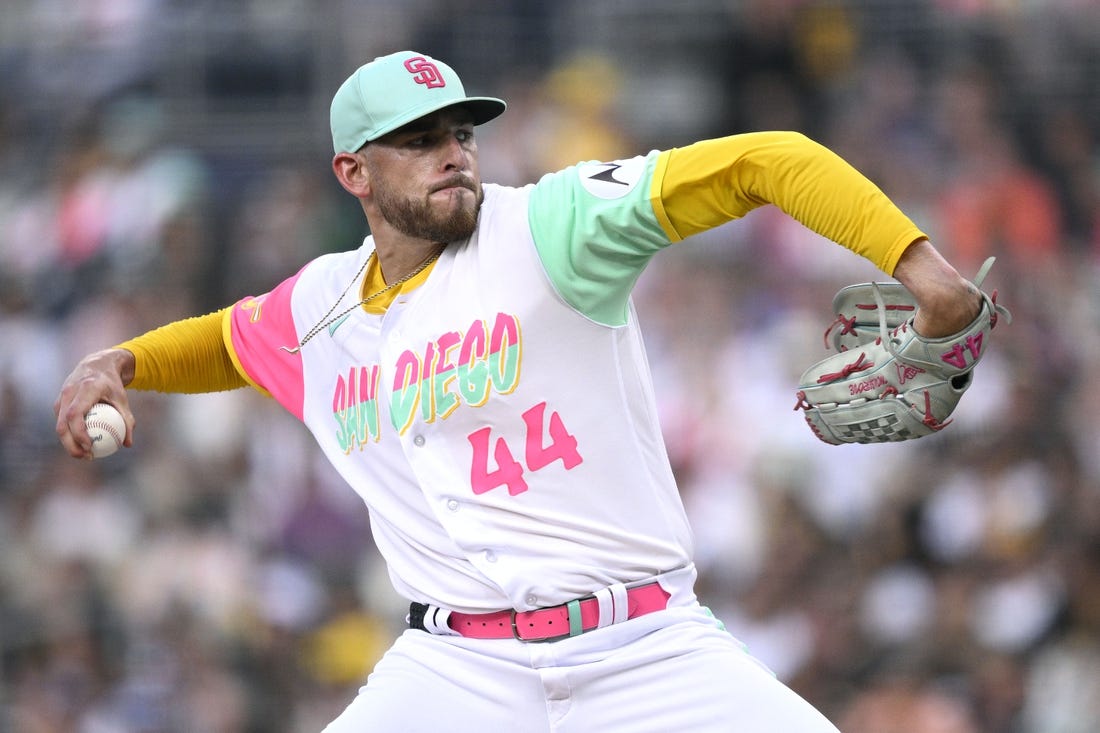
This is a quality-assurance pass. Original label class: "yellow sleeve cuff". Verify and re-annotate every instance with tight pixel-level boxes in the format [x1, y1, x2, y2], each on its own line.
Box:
[648, 148, 682, 243]
[220, 304, 273, 398]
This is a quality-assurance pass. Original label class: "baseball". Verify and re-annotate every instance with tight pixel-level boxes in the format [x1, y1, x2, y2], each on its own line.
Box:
[84, 403, 126, 459]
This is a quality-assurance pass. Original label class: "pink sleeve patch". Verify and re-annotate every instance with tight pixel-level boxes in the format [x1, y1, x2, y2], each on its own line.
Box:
[228, 270, 306, 420]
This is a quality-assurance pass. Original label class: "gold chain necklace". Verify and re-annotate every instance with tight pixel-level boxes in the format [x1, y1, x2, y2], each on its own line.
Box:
[280, 245, 445, 354]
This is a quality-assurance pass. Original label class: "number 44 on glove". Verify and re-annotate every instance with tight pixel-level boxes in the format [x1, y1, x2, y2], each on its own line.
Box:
[794, 257, 1011, 445]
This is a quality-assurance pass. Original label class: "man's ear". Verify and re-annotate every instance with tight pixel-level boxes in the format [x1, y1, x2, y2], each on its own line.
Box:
[332, 152, 370, 197]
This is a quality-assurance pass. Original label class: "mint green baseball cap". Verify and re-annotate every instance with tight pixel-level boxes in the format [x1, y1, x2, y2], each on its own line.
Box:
[330, 51, 506, 153]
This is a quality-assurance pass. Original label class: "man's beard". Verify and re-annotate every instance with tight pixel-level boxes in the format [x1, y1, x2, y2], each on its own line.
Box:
[375, 178, 482, 243]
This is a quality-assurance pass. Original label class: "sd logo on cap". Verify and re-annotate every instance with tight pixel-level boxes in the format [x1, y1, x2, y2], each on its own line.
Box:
[330, 51, 507, 153]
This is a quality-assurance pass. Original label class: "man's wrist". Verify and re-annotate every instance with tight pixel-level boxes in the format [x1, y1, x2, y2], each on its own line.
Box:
[893, 239, 980, 337]
[100, 347, 136, 387]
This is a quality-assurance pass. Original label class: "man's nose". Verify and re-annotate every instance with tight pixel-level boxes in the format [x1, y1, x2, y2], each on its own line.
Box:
[440, 136, 469, 170]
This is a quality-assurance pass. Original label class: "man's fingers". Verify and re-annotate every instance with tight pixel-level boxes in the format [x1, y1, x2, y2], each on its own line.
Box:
[52, 402, 90, 457]
[55, 350, 138, 459]
[56, 405, 92, 458]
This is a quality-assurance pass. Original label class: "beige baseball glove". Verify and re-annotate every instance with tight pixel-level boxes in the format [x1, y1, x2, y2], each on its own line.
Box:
[794, 257, 1011, 445]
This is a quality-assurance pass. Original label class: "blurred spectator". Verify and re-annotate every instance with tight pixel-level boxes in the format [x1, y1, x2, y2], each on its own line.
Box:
[838, 675, 980, 733]
[934, 91, 1064, 272]
[524, 51, 637, 174]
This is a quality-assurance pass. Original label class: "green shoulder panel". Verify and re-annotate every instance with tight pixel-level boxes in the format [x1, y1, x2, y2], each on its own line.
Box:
[527, 152, 672, 326]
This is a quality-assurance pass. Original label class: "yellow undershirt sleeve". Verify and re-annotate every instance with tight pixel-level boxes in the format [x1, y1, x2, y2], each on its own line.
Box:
[650, 131, 926, 275]
[116, 308, 248, 393]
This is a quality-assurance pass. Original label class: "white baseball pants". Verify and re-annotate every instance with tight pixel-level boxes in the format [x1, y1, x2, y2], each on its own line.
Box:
[321, 604, 841, 733]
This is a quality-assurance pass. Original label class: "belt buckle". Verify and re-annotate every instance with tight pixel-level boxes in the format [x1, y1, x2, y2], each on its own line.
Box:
[510, 608, 561, 643]
[509, 608, 530, 642]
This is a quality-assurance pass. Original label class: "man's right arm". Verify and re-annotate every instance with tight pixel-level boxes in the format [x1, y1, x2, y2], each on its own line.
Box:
[54, 308, 247, 459]
[118, 308, 246, 393]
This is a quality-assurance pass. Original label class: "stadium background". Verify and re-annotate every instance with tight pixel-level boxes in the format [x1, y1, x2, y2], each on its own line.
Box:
[1, 1, 1098, 731]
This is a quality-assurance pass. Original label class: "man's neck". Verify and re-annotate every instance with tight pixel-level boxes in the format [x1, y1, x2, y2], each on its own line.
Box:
[374, 238, 448, 285]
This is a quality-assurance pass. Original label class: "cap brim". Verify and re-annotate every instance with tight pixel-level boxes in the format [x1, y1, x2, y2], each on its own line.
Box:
[366, 96, 506, 142]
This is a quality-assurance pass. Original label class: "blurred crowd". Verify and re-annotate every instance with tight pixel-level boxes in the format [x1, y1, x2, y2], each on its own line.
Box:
[1, 1, 1099, 731]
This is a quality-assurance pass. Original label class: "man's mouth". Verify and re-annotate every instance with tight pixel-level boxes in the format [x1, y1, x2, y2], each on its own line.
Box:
[432, 177, 476, 195]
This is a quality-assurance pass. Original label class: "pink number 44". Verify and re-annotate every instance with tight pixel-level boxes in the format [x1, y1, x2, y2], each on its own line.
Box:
[467, 401, 583, 496]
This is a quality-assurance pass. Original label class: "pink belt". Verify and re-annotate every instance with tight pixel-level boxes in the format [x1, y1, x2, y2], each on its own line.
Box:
[410, 581, 671, 643]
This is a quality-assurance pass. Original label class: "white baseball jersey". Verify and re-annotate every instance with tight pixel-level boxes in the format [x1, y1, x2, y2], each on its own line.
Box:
[226, 152, 696, 614]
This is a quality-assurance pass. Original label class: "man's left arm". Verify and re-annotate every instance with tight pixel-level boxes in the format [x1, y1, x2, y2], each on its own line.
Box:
[653, 131, 979, 333]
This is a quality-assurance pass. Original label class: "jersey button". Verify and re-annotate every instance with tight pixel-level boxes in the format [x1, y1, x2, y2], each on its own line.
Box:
[413, 434, 426, 447]
[525, 595, 538, 606]
[484, 550, 497, 563]
[446, 499, 460, 512]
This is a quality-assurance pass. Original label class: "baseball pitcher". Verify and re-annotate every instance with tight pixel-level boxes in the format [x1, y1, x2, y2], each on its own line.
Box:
[55, 51, 1004, 732]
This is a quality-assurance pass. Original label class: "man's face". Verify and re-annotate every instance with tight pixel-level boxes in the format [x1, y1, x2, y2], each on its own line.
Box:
[363, 108, 483, 243]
